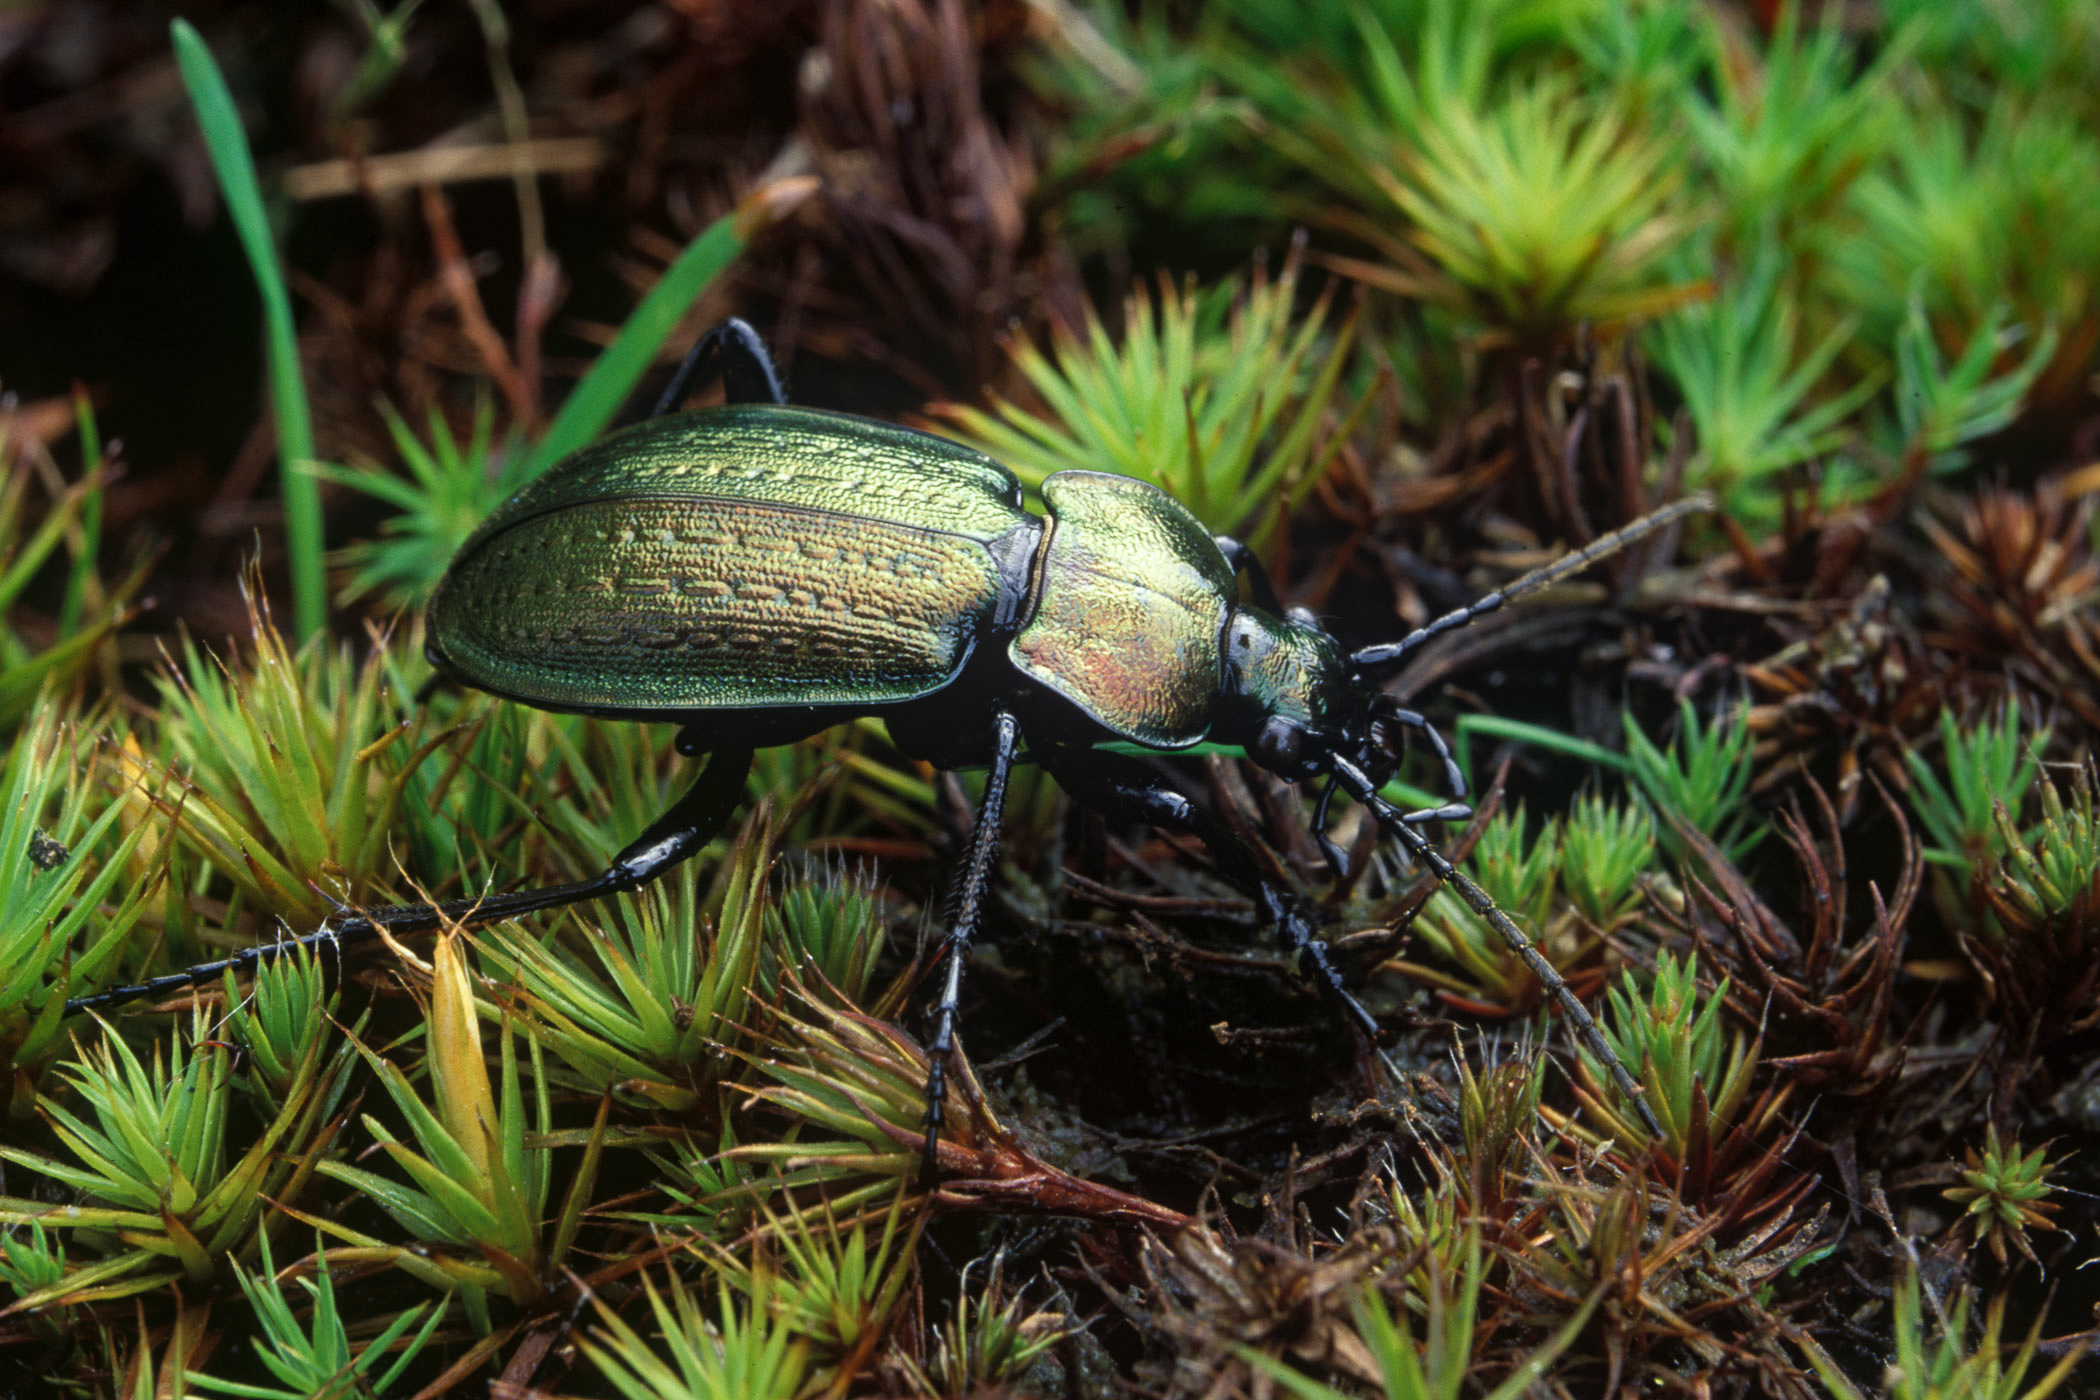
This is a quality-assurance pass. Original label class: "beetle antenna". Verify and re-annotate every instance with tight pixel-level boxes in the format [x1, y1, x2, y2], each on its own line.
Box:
[1352, 495, 1712, 672]
[1326, 753, 1666, 1142]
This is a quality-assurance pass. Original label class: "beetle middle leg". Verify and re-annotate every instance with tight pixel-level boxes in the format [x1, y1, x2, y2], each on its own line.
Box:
[1371, 702, 1473, 829]
[373, 742, 758, 928]
[1041, 749, 1388, 1048]
[652, 316, 789, 414]
[922, 708, 1022, 1183]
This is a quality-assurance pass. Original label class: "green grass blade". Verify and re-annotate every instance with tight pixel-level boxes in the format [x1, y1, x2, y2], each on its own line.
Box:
[1454, 714, 1631, 776]
[170, 20, 323, 640]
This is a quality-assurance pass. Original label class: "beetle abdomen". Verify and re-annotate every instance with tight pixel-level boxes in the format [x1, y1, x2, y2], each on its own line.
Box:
[429, 405, 1031, 716]
[1012, 471, 1235, 748]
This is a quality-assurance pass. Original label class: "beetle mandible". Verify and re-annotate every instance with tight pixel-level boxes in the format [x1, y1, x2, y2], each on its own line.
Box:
[77, 320, 1687, 1155]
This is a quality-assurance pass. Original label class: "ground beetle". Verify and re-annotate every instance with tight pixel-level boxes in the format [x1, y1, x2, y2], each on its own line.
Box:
[76, 320, 1692, 1156]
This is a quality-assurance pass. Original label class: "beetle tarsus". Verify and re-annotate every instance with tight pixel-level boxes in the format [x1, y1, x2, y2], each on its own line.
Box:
[1262, 887, 1386, 1044]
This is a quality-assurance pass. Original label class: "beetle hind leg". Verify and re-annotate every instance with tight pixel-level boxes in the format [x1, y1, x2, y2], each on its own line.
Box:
[65, 746, 757, 1015]
[352, 743, 757, 931]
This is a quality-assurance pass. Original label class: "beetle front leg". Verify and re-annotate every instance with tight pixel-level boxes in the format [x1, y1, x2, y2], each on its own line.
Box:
[1042, 751, 1387, 1047]
[921, 709, 1022, 1184]
[1212, 534, 1283, 615]
[1377, 702, 1474, 827]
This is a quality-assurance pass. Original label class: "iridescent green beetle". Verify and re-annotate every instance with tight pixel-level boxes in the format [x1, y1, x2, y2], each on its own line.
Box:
[78, 321, 1692, 1162]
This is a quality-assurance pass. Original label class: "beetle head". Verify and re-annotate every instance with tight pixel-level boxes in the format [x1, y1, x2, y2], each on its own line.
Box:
[1226, 605, 1429, 797]
[1223, 607, 1358, 781]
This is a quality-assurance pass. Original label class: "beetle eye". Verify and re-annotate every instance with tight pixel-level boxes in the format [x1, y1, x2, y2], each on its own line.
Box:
[1254, 717, 1304, 773]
